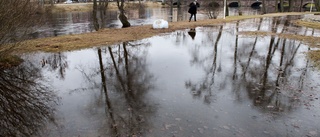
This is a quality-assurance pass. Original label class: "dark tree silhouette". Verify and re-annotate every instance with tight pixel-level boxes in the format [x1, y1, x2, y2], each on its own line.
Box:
[117, 0, 131, 27]
[0, 61, 58, 136]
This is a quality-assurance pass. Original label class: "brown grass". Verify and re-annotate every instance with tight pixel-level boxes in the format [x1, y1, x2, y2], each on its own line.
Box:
[51, 4, 93, 12]
[294, 19, 320, 30]
[308, 50, 320, 67]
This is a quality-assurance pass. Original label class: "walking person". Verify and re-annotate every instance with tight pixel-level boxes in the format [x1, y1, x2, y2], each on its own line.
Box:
[188, 0, 200, 22]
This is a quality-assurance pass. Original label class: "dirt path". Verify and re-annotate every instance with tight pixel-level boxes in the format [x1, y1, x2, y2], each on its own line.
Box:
[18, 12, 319, 53]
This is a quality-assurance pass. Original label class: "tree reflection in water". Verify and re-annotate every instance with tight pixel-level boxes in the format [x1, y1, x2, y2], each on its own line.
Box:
[185, 25, 223, 104]
[41, 52, 68, 80]
[0, 60, 58, 136]
[185, 16, 316, 116]
[76, 41, 155, 136]
[242, 16, 311, 114]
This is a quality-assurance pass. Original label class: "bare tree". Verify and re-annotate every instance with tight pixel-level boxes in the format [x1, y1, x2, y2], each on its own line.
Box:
[116, 0, 131, 27]
[288, 0, 293, 11]
[262, 0, 267, 14]
[93, 0, 100, 30]
[279, 0, 284, 12]
[237, 0, 242, 15]
[315, 0, 320, 11]
[205, 0, 219, 19]
[0, 0, 45, 58]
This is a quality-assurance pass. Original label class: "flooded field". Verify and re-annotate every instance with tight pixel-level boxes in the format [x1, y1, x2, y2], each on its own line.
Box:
[2, 15, 320, 137]
[31, 7, 260, 38]
[32, 8, 200, 38]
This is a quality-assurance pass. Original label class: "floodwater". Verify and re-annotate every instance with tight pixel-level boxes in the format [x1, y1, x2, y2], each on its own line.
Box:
[31, 7, 259, 38]
[32, 7, 201, 38]
[2, 15, 320, 137]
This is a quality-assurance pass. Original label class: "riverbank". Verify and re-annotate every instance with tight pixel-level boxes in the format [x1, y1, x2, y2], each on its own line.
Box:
[0, 12, 319, 68]
[50, 1, 166, 12]
[15, 12, 320, 53]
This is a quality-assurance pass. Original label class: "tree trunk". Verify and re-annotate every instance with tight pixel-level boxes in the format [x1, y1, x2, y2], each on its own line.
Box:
[288, 0, 293, 12]
[275, 0, 279, 12]
[280, 0, 284, 12]
[225, 0, 229, 17]
[93, 0, 99, 31]
[299, 0, 303, 12]
[315, 0, 320, 12]
[119, 12, 131, 28]
[117, 0, 131, 28]
[262, 0, 267, 14]
[237, 0, 242, 15]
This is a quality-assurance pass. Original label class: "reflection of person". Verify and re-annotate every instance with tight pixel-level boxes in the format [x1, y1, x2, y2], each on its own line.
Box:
[188, 28, 196, 40]
[188, 0, 200, 22]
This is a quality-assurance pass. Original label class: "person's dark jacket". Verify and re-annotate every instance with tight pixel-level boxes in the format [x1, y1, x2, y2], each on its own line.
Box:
[188, 2, 200, 14]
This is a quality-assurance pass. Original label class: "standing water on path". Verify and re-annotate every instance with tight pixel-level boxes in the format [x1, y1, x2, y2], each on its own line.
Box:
[2, 16, 320, 137]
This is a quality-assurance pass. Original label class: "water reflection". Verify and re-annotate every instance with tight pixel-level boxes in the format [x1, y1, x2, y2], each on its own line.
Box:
[100, 42, 155, 136]
[41, 52, 68, 80]
[187, 28, 196, 40]
[35, 7, 212, 38]
[28, 15, 320, 136]
[0, 61, 58, 136]
[185, 16, 317, 115]
[185, 25, 223, 104]
[39, 40, 156, 136]
[31, 7, 271, 39]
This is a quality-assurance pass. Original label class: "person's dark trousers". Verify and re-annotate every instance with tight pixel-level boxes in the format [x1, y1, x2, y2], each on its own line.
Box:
[189, 14, 196, 22]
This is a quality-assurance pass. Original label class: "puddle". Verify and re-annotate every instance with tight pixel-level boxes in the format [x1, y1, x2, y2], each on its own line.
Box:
[2, 16, 320, 137]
